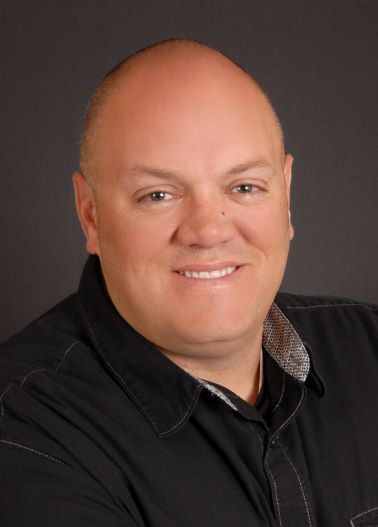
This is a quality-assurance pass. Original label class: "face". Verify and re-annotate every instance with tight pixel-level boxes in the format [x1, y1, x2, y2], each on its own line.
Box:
[74, 53, 293, 359]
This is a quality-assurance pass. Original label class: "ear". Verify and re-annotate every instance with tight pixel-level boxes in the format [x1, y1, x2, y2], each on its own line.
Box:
[72, 172, 100, 255]
[283, 154, 294, 240]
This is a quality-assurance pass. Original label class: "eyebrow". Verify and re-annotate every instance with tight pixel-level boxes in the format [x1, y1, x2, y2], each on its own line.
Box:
[127, 165, 181, 182]
[127, 158, 275, 182]
[226, 159, 275, 177]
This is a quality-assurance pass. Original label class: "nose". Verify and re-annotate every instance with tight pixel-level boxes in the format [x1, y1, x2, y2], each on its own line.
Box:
[173, 197, 235, 248]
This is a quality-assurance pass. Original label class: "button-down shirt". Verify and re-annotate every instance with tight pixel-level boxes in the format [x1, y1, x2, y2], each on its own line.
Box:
[0, 256, 377, 526]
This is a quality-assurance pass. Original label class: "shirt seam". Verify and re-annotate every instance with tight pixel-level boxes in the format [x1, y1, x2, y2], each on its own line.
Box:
[78, 299, 163, 433]
[272, 373, 286, 414]
[78, 298, 200, 437]
[265, 453, 283, 527]
[0, 439, 65, 464]
[278, 439, 313, 527]
[350, 506, 378, 525]
[0, 340, 80, 453]
[286, 303, 378, 310]
[159, 383, 203, 436]
[271, 386, 306, 441]
[247, 422, 264, 453]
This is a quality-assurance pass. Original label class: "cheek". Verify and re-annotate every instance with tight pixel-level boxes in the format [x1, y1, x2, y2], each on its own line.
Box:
[238, 203, 290, 253]
[98, 204, 174, 265]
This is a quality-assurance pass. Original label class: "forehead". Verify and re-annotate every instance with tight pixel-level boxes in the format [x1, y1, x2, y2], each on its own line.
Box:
[93, 52, 281, 179]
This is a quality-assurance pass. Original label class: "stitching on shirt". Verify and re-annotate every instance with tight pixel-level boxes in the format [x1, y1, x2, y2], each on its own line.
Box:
[2, 340, 79, 422]
[287, 303, 378, 310]
[278, 439, 313, 527]
[78, 300, 178, 434]
[20, 368, 46, 387]
[55, 340, 80, 372]
[78, 301, 149, 409]
[159, 384, 203, 437]
[350, 506, 378, 525]
[273, 387, 306, 439]
[266, 387, 306, 527]
[265, 452, 283, 527]
[248, 422, 264, 453]
[0, 341, 80, 449]
[0, 384, 14, 433]
[272, 373, 286, 414]
[79, 298, 203, 436]
[0, 439, 64, 464]
[5, 340, 79, 391]
[17, 340, 79, 388]
[195, 378, 237, 411]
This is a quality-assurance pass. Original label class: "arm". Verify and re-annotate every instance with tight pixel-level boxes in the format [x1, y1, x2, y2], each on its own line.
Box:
[0, 441, 140, 527]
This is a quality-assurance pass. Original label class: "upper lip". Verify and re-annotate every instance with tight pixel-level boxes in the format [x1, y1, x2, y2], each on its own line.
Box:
[173, 262, 242, 273]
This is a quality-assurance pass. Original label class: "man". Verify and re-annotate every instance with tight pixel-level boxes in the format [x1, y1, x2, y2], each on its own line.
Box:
[0, 39, 377, 526]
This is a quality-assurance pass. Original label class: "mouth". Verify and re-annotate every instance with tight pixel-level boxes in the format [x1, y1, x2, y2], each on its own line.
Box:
[173, 264, 241, 280]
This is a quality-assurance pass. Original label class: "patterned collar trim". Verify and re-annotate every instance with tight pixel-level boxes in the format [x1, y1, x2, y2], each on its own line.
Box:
[263, 302, 310, 383]
[196, 378, 238, 411]
[197, 302, 310, 408]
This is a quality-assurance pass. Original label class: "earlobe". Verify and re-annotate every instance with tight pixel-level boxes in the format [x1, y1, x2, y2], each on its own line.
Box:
[72, 172, 100, 255]
[289, 217, 295, 240]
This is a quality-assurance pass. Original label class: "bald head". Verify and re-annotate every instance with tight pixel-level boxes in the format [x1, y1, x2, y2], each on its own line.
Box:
[80, 39, 284, 185]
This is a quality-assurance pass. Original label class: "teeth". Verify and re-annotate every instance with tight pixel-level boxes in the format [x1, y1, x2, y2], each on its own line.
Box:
[178, 267, 236, 279]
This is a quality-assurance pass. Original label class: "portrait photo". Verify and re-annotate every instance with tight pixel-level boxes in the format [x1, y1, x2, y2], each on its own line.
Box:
[0, 1, 377, 525]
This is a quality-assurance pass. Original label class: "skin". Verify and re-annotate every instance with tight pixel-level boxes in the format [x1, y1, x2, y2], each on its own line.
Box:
[73, 44, 294, 404]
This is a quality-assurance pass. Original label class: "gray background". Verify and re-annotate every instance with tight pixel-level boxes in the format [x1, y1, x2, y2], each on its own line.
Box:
[1, 0, 377, 341]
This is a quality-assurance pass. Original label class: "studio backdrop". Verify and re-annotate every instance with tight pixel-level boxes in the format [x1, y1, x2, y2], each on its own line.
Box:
[1, 0, 377, 340]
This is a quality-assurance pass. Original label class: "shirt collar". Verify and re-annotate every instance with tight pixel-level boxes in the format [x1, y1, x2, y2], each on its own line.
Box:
[77, 256, 323, 437]
[263, 303, 310, 383]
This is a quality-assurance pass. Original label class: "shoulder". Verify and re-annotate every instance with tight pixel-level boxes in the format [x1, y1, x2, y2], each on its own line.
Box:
[275, 291, 378, 312]
[274, 292, 378, 373]
[275, 292, 378, 330]
[275, 291, 378, 333]
[0, 293, 88, 393]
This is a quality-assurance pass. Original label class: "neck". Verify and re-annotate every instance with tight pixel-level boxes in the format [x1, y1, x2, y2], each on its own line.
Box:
[159, 330, 263, 405]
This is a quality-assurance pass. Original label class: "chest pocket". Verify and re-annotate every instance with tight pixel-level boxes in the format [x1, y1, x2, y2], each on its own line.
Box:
[350, 507, 378, 526]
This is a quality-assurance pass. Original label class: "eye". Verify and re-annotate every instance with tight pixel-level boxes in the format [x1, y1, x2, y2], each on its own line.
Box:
[142, 191, 175, 202]
[231, 184, 256, 193]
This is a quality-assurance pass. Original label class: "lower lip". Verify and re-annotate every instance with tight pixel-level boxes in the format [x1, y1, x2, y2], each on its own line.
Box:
[172, 266, 243, 286]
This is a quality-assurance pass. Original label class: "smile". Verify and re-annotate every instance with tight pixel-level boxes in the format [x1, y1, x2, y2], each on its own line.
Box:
[176, 266, 237, 279]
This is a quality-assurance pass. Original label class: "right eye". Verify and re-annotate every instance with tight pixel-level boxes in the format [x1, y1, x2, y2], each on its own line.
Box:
[141, 191, 175, 202]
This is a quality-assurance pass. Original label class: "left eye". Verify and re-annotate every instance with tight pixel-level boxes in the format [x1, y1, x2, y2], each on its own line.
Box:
[232, 184, 255, 193]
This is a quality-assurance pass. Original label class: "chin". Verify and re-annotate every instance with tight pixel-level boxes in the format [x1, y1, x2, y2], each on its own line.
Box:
[177, 317, 254, 347]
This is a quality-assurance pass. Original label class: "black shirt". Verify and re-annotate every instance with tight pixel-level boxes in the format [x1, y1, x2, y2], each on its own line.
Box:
[0, 256, 377, 526]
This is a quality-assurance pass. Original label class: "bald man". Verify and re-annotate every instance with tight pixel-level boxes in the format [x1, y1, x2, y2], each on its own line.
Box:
[0, 40, 377, 527]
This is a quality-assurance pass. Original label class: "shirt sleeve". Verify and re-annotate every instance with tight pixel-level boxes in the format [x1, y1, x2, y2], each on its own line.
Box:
[0, 441, 140, 527]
